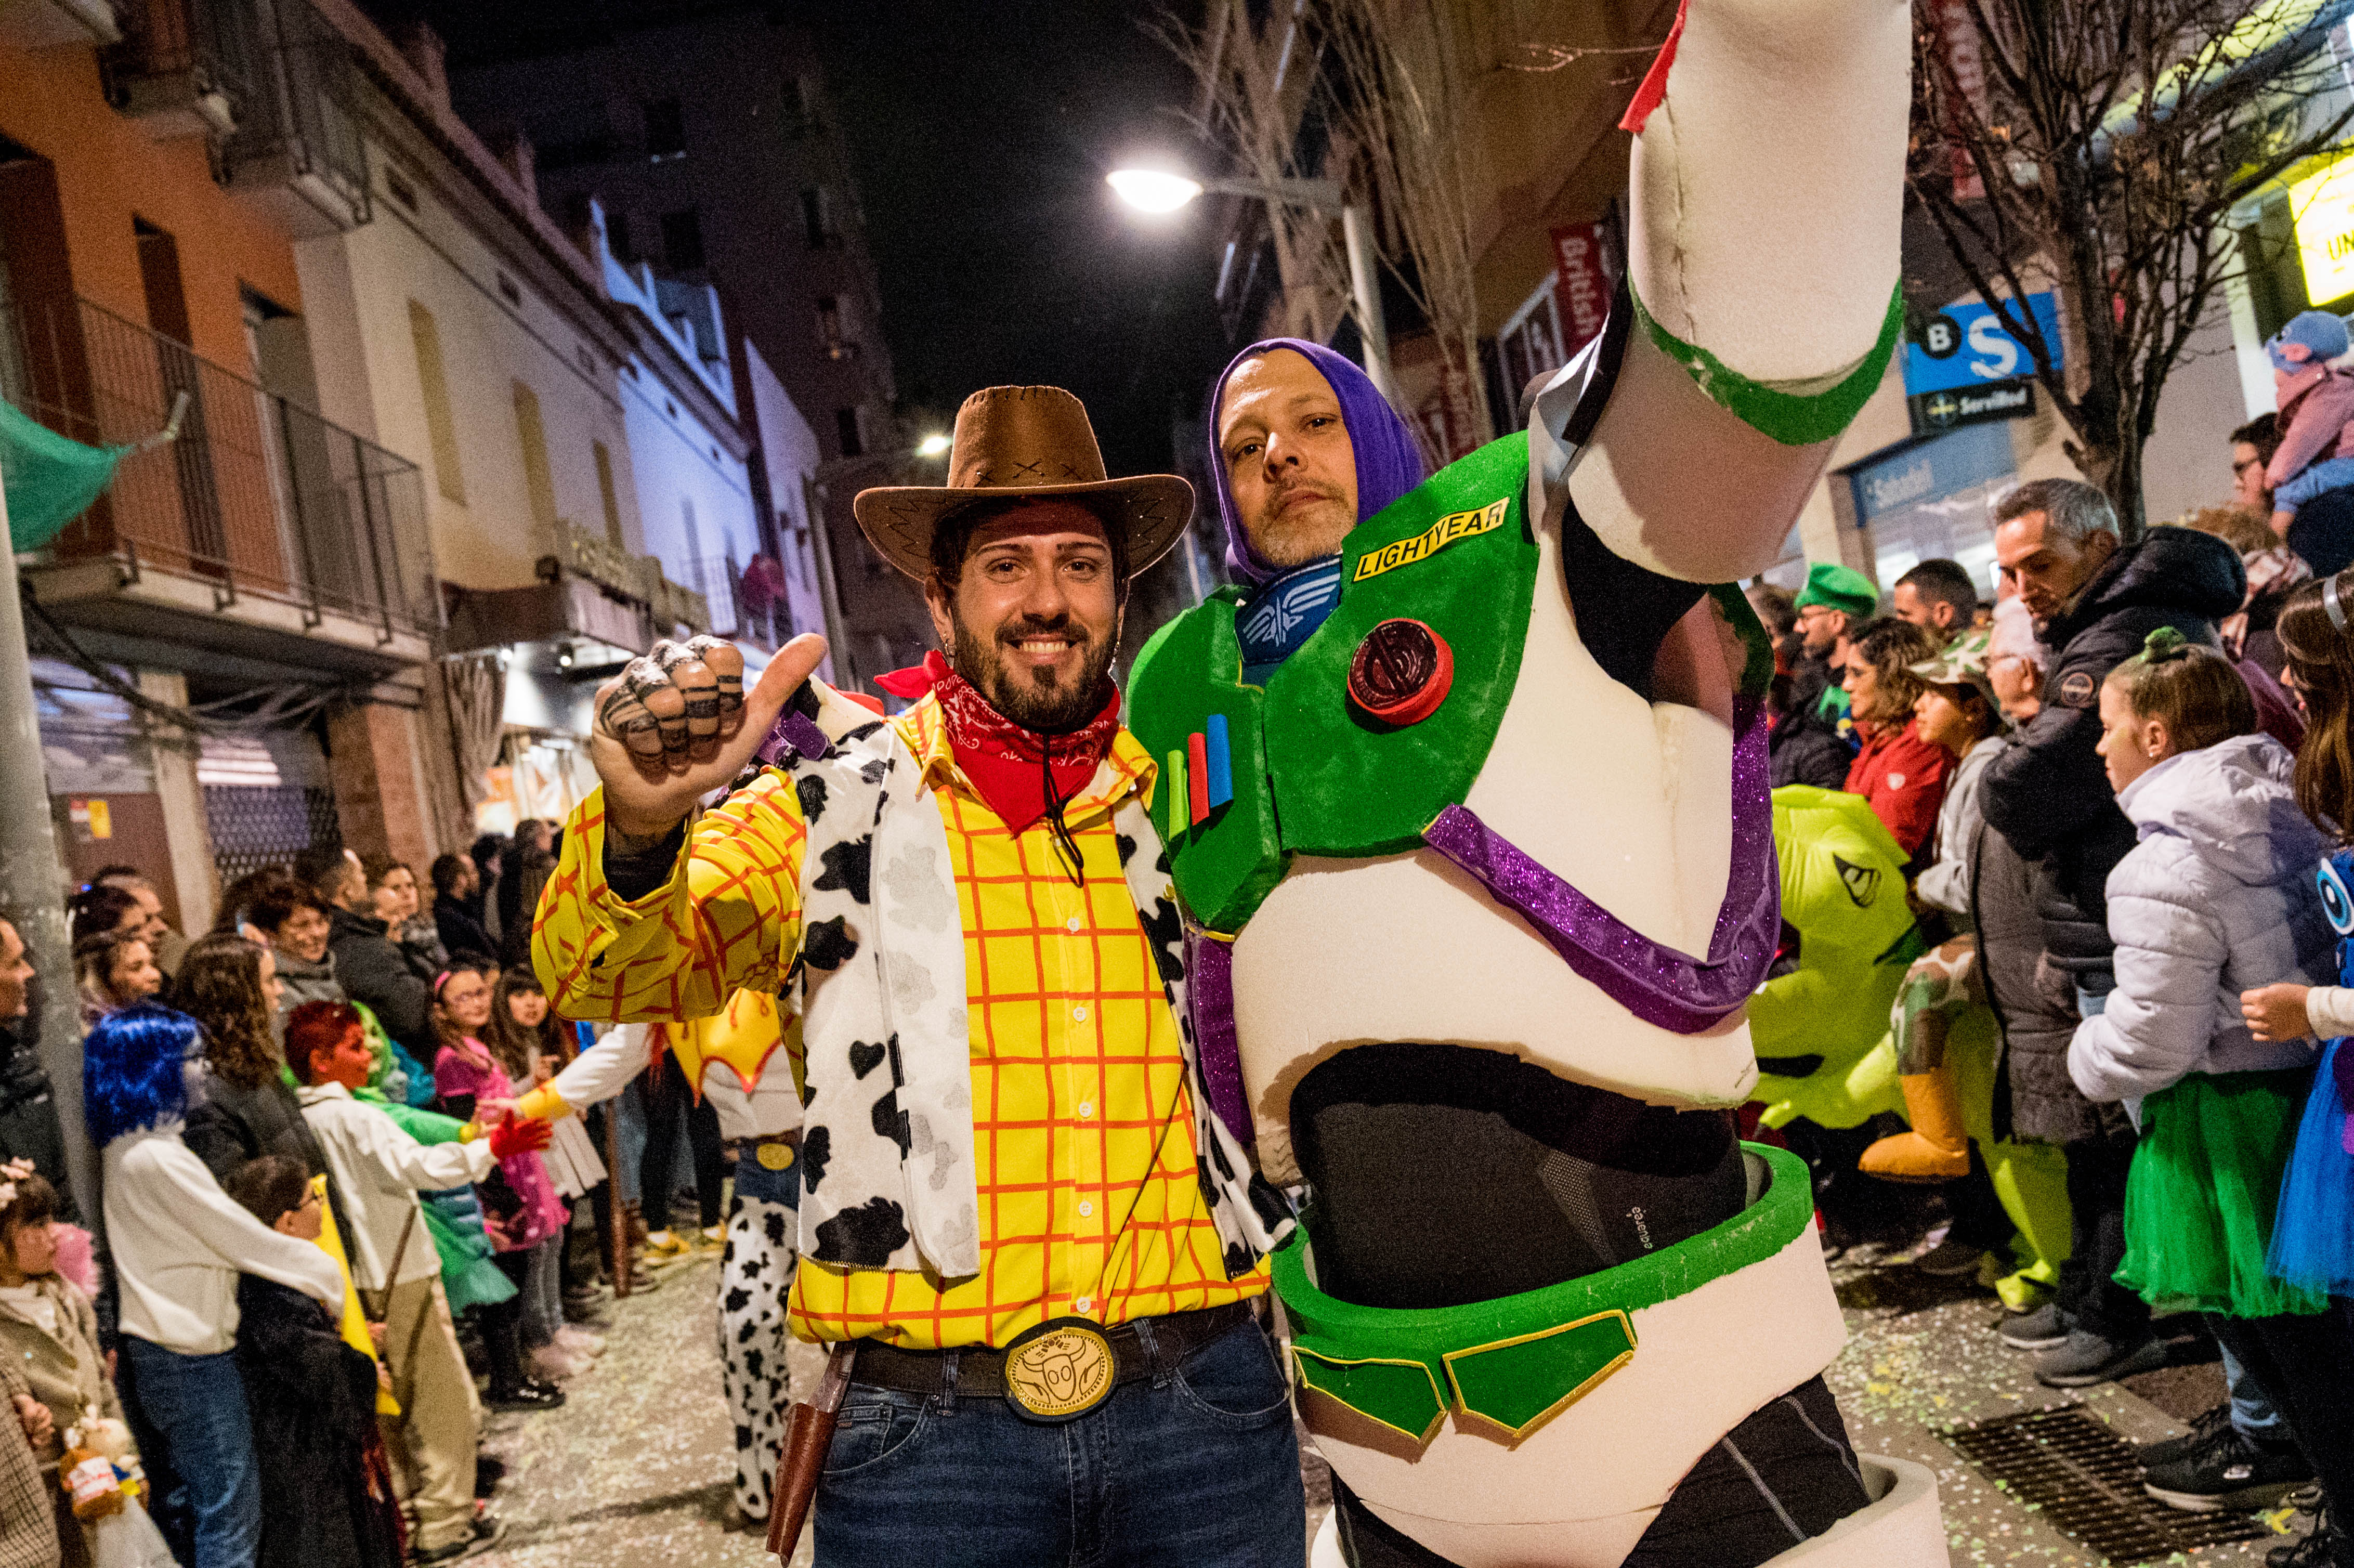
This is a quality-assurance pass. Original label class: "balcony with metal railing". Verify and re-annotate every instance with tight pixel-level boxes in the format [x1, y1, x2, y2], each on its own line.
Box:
[217, 0, 370, 236]
[101, 0, 253, 137]
[3, 294, 436, 677]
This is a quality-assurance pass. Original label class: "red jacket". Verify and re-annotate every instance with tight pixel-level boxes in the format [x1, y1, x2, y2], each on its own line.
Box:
[1844, 718, 1952, 860]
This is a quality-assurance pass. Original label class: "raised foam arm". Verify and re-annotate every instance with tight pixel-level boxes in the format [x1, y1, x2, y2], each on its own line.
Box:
[1561, 0, 1909, 583]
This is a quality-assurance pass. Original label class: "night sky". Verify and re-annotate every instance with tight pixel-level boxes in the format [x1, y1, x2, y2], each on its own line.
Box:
[808, 0, 1235, 479]
[381, 0, 1239, 481]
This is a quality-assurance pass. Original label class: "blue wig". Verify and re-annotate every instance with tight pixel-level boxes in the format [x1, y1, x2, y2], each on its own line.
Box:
[84, 1002, 197, 1147]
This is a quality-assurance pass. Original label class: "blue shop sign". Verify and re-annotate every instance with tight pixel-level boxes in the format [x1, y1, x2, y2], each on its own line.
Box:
[1848, 420, 2016, 527]
[1904, 293, 2065, 396]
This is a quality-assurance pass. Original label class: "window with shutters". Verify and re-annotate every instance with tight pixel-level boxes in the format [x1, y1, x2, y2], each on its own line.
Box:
[513, 381, 559, 534]
[408, 299, 465, 503]
[594, 440, 624, 547]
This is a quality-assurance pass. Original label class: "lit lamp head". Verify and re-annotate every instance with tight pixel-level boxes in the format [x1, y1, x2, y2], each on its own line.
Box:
[1107, 168, 1204, 215]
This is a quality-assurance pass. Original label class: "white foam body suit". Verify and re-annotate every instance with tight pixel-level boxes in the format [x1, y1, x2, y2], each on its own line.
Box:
[1212, 0, 1950, 1561]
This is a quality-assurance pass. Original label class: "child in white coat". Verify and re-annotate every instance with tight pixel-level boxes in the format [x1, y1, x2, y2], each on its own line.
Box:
[2068, 628, 2342, 1520]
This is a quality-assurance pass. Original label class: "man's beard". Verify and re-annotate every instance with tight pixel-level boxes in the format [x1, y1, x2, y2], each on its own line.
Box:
[950, 610, 1121, 734]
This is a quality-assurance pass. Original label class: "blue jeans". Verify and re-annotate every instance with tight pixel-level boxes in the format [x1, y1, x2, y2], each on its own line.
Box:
[814, 1316, 1305, 1567]
[2220, 1337, 2290, 1442]
[123, 1337, 261, 1568]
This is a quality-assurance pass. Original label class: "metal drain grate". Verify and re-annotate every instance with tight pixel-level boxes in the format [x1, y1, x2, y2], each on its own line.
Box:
[1942, 1404, 2273, 1563]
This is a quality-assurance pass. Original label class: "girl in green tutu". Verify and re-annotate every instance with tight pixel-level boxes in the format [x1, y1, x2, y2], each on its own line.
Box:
[2067, 627, 2344, 1522]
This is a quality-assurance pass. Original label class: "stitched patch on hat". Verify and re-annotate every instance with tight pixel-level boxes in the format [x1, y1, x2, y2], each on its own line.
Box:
[2058, 671, 2098, 708]
[1888, 773, 1906, 790]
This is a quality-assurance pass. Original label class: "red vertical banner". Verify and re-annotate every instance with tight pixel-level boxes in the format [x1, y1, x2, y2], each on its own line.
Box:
[1550, 224, 1613, 358]
[1937, 0, 1987, 203]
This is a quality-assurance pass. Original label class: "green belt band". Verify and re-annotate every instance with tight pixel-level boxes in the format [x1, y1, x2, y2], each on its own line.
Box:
[1276, 1142, 1812, 1443]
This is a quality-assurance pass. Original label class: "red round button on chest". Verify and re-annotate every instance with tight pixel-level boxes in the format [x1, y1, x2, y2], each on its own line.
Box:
[1348, 618, 1454, 726]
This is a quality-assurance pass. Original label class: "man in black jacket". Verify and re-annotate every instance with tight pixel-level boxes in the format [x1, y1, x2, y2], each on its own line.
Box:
[294, 848, 438, 1068]
[1979, 478, 2245, 1388]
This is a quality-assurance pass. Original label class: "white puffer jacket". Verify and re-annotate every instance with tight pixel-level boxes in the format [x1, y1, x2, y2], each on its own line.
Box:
[2069, 733, 2334, 1103]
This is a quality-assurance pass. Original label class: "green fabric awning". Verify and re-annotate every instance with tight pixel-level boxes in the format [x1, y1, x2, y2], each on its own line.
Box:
[0, 398, 129, 552]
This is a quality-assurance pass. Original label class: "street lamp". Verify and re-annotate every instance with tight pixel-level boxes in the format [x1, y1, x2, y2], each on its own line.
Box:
[916, 432, 952, 458]
[1108, 165, 1398, 408]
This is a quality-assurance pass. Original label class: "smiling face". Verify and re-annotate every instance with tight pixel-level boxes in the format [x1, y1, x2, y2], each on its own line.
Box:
[1217, 348, 1360, 570]
[273, 903, 331, 965]
[436, 968, 493, 1036]
[925, 501, 1123, 734]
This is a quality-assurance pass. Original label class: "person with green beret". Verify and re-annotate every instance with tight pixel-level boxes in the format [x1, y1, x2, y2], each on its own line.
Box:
[1770, 561, 1878, 788]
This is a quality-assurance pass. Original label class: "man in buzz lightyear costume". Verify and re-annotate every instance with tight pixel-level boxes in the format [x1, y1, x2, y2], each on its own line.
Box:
[1123, 0, 1948, 1560]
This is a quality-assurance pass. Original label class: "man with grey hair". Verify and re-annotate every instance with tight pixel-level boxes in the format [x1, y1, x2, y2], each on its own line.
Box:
[1979, 477, 2246, 1388]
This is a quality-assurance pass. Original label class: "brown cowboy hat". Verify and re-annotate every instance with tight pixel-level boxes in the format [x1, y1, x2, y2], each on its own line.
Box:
[853, 386, 1192, 580]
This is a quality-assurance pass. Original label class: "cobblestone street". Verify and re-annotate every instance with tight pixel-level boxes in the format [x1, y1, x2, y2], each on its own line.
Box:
[471, 1238, 2307, 1568]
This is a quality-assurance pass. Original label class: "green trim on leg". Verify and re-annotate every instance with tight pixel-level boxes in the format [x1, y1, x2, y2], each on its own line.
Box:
[1634, 284, 1904, 448]
[1276, 1143, 1814, 1442]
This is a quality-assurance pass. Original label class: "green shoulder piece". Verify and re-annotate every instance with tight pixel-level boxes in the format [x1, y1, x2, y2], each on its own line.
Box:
[1127, 599, 1288, 933]
[1265, 433, 1537, 856]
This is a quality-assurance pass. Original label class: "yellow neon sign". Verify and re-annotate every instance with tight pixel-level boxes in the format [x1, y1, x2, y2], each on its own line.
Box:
[2291, 156, 2354, 308]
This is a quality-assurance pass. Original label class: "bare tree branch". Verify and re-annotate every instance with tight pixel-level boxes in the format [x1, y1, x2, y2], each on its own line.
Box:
[1910, 0, 2354, 536]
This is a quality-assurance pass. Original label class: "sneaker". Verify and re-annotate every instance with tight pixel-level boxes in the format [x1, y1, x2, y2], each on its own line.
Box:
[699, 1224, 726, 1249]
[1914, 1237, 1989, 1277]
[2143, 1422, 2315, 1513]
[2035, 1328, 2172, 1388]
[1999, 1301, 2071, 1351]
[553, 1326, 605, 1358]
[642, 1232, 695, 1268]
[2137, 1403, 2235, 1471]
[411, 1516, 506, 1563]
[485, 1380, 566, 1413]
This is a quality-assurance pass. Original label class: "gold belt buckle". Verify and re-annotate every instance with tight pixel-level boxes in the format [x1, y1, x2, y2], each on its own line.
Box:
[1002, 1317, 1117, 1423]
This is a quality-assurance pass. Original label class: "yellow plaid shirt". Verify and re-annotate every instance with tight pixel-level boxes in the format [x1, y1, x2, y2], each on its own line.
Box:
[534, 694, 1269, 1348]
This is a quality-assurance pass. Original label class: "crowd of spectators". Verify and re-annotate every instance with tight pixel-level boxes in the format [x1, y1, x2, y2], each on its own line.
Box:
[1746, 313, 2354, 1565]
[0, 820, 736, 1567]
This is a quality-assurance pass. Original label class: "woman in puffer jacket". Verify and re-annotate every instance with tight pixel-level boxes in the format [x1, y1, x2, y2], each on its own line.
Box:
[2068, 628, 2348, 1518]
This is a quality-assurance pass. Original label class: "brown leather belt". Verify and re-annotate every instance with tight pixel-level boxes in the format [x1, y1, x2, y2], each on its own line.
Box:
[849, 1301, 1254, 1418]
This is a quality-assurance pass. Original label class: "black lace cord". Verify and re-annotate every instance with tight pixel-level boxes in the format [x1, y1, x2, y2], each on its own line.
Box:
[1041, 746, 1084, 887]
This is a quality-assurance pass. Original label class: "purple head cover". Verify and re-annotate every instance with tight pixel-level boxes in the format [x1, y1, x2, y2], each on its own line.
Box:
[1207, 338, 1427, 587]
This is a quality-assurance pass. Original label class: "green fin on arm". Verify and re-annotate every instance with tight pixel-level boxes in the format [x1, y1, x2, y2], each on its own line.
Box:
[1633, 283, 1903, 448]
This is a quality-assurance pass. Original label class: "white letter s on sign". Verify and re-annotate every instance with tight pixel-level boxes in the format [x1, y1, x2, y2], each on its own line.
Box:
[1967, 316, 2019, 380]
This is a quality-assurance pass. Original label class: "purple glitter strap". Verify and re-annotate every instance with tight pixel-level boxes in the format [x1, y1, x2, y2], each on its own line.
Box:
[755, 707, 832, 767]
[1420, 700, 1781, 1035]
[1185, 929, 1253, 1144]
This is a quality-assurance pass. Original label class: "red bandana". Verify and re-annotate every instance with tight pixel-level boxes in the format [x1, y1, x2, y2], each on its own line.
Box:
[874, 651, 1119, 834]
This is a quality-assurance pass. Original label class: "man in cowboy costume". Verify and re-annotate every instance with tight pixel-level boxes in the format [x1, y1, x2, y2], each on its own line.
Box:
[1121, 0, 1947, 1560]
[531, 386, 1300, 1567]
